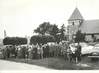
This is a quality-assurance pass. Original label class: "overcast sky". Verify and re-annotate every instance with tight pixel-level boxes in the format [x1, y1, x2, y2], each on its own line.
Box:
[0, 0, 99, 38]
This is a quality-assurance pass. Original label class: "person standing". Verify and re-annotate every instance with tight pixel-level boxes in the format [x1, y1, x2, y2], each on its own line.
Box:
[40, 45, 44, 59]
[75, 43, 82, 63]
[33, 44, 37, 59]
[45, 44, 49, 58]
[66, 47, 73, 62]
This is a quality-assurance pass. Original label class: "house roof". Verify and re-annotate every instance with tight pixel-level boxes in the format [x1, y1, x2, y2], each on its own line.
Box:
[68, 8, 83, 21]
[80, 20, 99, 34]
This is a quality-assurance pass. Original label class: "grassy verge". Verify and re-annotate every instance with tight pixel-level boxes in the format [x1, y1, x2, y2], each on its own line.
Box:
[2, 57, 94, 70]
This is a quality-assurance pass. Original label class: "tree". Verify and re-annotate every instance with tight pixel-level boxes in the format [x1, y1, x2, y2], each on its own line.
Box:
[34, 22, 59, 36]
[34, 22, 51, 35]
[75, 30, 85, 43]
[48, 24, 59, 42]
[59, 24, 66, 41]
[49, 24, 59, 36]
[34, 22, 60, 42]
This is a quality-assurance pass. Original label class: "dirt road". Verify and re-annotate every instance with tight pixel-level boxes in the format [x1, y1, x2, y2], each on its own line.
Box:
[0, 59, 51, 70]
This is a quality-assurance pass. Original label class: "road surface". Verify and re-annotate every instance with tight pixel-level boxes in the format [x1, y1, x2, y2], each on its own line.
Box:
[0, 59, 51, 70]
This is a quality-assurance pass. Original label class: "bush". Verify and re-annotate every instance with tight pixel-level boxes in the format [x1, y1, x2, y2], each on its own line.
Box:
[30, 35, 55, 45]
[3, 37, 27, 45]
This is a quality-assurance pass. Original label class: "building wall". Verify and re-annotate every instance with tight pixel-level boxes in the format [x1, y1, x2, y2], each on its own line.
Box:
[94, 35, 99, 40]
[67, 20, 81, 41]
[85, 34, 99, 42]
[85, 35, 93, 42]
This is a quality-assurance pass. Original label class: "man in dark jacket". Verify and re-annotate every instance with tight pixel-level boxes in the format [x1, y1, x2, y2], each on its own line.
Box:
[75, 43, 82, 63]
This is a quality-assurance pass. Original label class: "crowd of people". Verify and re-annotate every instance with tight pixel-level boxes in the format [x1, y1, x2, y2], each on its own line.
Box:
[0, 41, 82, 63]
[66, 43, 82, 63]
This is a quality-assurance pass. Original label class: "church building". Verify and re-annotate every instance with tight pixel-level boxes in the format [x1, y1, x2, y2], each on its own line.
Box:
[67, 8, 99, 42]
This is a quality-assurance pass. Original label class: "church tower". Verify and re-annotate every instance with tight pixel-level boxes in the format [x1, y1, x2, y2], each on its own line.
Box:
[67, 8, 84, 41]
[68, 8, 84, 26]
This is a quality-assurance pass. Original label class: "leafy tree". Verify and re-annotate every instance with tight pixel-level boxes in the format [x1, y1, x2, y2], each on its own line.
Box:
[59, 24, 66, 41]
[34, 22, 60, 43]
[34, 22, 51, 35]
[34, 22, 59, 36]
[49, 24, 59, 36]
[75, 30, 85, 43]
[48, 24, 59, 42]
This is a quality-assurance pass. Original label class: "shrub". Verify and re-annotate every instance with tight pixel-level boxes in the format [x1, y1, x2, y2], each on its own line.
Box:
[3, 37, 27, 45]
[30, 35, 55, 45]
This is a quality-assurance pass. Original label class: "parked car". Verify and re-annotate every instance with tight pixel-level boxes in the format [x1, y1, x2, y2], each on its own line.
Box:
[80, 43, 94, 55]
[88, 44, 99, 60]
[70, 43, 94, 55]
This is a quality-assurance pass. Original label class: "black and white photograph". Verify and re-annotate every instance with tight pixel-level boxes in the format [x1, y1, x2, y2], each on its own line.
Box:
[0, 0, 99, 71]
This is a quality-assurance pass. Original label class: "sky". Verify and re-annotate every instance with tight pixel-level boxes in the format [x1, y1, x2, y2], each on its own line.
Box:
[0, 0, 99, 38]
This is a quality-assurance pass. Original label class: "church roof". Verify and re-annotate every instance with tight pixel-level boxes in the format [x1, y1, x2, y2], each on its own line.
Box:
[80, 20, 99, 34]
[68, 8, 84, 21]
